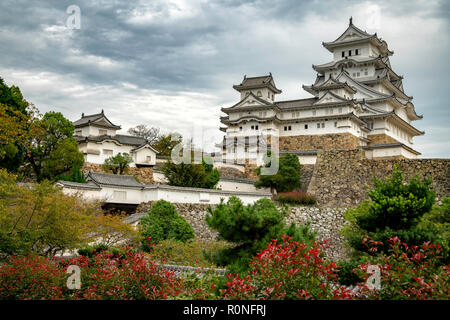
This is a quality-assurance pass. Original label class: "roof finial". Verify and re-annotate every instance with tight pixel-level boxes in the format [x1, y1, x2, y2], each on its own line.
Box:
[82, 112, 84, 117]
[101, 109, 104, 114]
[349, 16, 353, 26]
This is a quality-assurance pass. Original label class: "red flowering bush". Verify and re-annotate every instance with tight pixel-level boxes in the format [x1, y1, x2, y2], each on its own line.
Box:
[0, 255, 67, 300]
[221, 235, 353, 300]
[354, 236, 450, 300]
[0, 246, 182, 300]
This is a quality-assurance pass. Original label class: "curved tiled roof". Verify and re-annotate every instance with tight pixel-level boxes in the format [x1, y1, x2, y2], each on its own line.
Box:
[75, 134, 147, 147]
[233, 74, 282, 94]
[87, 172, 143, 188]
[73, 111, 121, 129]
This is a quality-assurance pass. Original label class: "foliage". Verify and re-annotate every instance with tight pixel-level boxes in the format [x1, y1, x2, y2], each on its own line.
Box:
[153, 133, 183, 157]
[354, 236, 450, 300]
[146, 238, 230, 268]
[0, 254, 66, 300]
[57, 163, 86, 183]
[0, 103, 30, 163]
[139, 200, 194, 249]
[221, 235, 353, 300]
[417, 197, 450, 263]
[254, 152, 302, 193]
[90, 213, 141, 248]
[127, 124, 161, 145]
[344, 165, 437, 257]
[102, 152, 132, 175]
[0, 169, 137, 258]
[162, 158, 220, 189]
[0, 248, 183, 300]
[77, 243, 111, 258]
[27, 111, 84, 182]
[205, 196, 315, 274]
[336, 259, 364, 286]
[0, 78, 31, 171]
[274, 191, 316, 205]
[0, 77, 29, 113]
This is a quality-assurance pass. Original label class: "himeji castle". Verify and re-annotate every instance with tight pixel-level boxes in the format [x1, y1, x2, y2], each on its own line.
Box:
[218, 18, 424, 164]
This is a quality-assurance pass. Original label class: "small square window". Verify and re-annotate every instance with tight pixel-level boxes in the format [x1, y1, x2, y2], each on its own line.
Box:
[255, 125, 259, 130]
[321, 123, 325, 128]
[317, 123, 320, 129]
[304, 124, 308, 129]
[355, 49, 359, 55]
[251, 125, 254, 130]
[349, 50, 352, 56]
[342, 51, 345, 57]
[99, 129, 107, 135]
[334, 122, 337, 127]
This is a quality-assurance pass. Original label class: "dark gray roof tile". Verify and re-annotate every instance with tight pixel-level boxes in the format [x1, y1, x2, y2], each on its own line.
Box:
[87, 172, 143, 188]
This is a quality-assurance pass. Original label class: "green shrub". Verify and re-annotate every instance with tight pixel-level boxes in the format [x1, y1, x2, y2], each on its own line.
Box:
[417, 197, 450, 263]
[254, 152, 302, 193]
[343, 165, 437, 257]
[274, 191, 316, 205]
[139, 200, 194, 250]
[336, 259, 364, 286]
[206, 196, 315, 274]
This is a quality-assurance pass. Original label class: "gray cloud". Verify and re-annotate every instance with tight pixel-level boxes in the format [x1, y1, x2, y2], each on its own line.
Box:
[0, 0, 448, 157]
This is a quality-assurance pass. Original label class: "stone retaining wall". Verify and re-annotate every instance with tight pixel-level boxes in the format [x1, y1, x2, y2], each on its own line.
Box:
[279, 133, 361, 151]
[307, 149, 450, 207]
[285, 206, 349, 261]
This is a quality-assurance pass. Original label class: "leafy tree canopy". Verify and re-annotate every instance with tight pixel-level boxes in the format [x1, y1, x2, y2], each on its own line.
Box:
[27, 111, 84, 182]
[162, 157, 220, 189]
[254, 152, 302, 193]
[153, 133, 182, 157]
[102, 152, 132, 175]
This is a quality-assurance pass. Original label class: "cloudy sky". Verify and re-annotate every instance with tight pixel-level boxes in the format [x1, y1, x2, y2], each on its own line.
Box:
[0, 0, 449, 157]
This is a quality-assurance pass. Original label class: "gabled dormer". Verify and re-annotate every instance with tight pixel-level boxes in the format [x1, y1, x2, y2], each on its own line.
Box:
[233, 73, 282, 102]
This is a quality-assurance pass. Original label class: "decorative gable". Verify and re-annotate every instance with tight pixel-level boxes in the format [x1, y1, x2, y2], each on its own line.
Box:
[313, 91, 348, 105]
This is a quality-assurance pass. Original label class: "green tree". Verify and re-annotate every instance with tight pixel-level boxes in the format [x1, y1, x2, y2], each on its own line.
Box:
[0, 77, 29, 113]
[206, 196, 315, 274]
[254, 152, 302, 194]
[343, 165, 437, 258]
[0, 77, 32, 172]
[161, 158, 220, 189]
[0, 169, 138, 258]
[153, 133, 182, 157]
[26, 111, 84, 182]
[139, 200, 194, 251]
[102, 152, 132, 174]
[57, 163, 86, 183]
